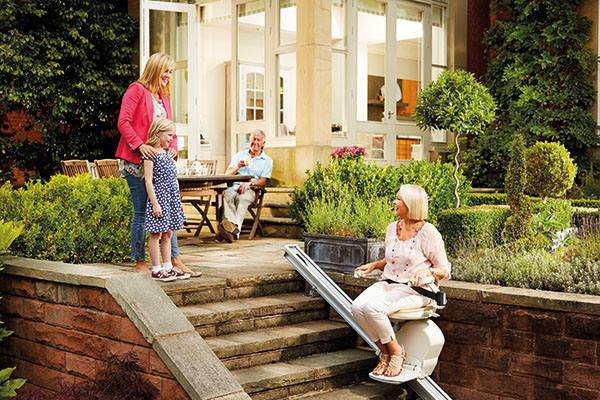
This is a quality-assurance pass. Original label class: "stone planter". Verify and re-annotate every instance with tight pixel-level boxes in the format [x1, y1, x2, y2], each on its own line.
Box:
[303, 233, 385, 274]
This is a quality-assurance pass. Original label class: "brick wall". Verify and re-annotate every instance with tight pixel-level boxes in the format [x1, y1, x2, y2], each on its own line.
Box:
[432, 299, 600, 400]
[0, 275, 191, 399]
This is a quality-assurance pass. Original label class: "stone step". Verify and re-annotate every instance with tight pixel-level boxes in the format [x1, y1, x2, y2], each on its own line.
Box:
[291, 381, 412, 400]
[180, 292, 329, 337]
[206, 320, 356, 370]
[232, 348, 377, 400]
[263, 187, 295, 203]
[160, 271, 305, 306]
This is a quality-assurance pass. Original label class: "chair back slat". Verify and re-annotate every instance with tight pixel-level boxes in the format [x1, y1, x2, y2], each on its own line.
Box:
[60, 160, 91, 177]
[94, 159, 120, 178]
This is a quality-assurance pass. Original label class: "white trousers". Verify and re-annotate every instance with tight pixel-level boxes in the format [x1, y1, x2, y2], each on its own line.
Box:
[351, 281, 428, 344]
[222, 187, 256, 230]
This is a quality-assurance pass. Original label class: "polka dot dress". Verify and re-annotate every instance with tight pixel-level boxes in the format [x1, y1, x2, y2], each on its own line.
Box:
[143, 152, 185, 233]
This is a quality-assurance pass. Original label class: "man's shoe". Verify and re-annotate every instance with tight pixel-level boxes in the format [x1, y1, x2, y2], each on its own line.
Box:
[218, 223, 234, 243]
[221, 220, 240, 236]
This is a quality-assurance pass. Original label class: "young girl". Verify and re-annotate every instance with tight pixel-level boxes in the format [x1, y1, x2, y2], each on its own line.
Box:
[143, 118, 189, 281]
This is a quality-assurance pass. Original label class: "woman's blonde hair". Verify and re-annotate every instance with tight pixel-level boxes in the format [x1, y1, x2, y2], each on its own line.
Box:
[138, 53, 175, 97]
[399, 184, 428, 220]
[146, 118, 176, 148]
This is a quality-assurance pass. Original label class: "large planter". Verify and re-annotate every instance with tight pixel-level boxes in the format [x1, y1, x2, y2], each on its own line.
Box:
[303, 233, 385, 274]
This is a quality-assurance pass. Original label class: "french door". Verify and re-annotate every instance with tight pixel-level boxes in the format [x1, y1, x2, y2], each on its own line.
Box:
[142, 0, 197, 162]
[354, 0, 431, 164]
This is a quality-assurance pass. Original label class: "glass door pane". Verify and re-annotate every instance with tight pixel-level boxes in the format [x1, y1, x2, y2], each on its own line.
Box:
[357, 0, 386, 123]
[150, 10, 189, 124]
[394, 5, 422, 122]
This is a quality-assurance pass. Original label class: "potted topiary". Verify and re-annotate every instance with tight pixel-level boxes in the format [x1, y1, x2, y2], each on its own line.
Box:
[414, 69, 496, 207]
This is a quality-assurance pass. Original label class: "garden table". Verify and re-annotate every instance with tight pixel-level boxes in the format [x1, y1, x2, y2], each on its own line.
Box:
[178, 174, 253, 235]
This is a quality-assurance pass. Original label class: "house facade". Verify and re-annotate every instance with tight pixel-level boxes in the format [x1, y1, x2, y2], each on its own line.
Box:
[129, 0, 599, 186]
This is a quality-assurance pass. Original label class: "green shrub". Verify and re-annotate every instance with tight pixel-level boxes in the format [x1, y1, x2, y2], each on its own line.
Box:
[289, 158, 470, 232]
[531, 199, 573, 239]
[525, 142, 577, 202]
[504, 134, 533, 239]
[466, 192, 507, 206]
[437, 205, 512, 253]
[303, 195, 395, 239]
[570, 199, 600, 208]
[0, 174, 132, 263]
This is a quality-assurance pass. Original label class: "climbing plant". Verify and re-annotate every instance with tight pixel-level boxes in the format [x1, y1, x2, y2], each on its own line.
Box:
[462, 0, 599, 188]
[0, 0, 137, 180]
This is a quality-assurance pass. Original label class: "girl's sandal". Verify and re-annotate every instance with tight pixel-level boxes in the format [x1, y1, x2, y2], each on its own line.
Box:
[384, 349, 407, 377]
[372, 356, 389, 376]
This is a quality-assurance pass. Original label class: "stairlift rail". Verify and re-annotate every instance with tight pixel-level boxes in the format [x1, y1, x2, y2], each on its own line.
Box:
[283, 244, 453, 400]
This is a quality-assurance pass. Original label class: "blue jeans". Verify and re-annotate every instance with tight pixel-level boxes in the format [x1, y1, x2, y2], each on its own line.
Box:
[124, 172, 180, 261]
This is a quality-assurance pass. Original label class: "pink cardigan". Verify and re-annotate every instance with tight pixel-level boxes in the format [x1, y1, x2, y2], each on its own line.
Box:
[115, 82, 177, 164]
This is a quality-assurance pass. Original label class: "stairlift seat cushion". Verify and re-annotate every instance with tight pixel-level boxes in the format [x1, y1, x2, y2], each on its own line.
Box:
[389, 305, 437, 321]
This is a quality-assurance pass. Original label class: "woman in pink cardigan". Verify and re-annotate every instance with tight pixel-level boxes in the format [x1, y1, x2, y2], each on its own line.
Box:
[116, 52, 199, 277]
[352, 184, 451, 378]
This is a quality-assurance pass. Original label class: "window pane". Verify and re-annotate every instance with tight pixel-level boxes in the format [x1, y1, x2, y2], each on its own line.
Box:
[357, 0, 386, 122]
[278, 52, 296, 136]
[332, 51, 346, 136]
[395, 5, 422, 122]
[332, 0, 346, 50]
[238, 0, 265, 122]
[150, 10, 189, 124]
[246, 91, 254, 107]
[279, 0, 296, 46]
[357, 132, 385, 160]
[395, 137, 420, 160]
[432, 6, 446, 67]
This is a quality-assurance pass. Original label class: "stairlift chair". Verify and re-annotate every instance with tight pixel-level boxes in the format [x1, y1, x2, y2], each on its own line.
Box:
[360, 275, 447, 385]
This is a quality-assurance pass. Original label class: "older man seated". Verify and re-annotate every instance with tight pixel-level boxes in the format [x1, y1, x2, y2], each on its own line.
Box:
[218, 129, 273, 242]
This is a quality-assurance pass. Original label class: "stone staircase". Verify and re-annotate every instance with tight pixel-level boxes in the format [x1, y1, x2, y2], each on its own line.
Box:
[160, 269, 412, 399]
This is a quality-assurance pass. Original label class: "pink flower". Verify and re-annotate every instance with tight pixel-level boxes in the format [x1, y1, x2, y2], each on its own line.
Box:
[329, 145, 367, 160]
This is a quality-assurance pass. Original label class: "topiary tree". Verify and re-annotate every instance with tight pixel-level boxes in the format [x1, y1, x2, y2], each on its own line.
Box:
[0, 0, 137, 180]
[504, 133, 532, 239]
[414, 69, 496, 207]
[463, 0, 599, 188]
[525, 141, 577, 203]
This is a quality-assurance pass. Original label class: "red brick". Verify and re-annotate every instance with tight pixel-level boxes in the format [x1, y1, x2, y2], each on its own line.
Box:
[467, 347, 511, 372]
[162, 377, 191, 399]
[44, 346, 66, 370]
[120, 317, 149, 346]
[475, 369, 531, 399]
[79, 287, 105, 311]
[11, 277, 36, 298]
[105, 294, 126, 316]
[438, 341, 467, 364]
[72, 308, 98, 333]
[436, 321, 490, 346]
[149, 351, 173, 378]
[511, 354, 563, 382]
[507, 308, 563, 336]
[22, 298, 45, 321]
[0, 295, 23, 317]
[17, 338, 46, 366]
[44, 303, 74, 328]
[439, 300, 503, 328]
[565, 314, 600, 342]
[29, 361, 75, 391]
[490, 330, 534, 353]
[0, 276, 10, 293]
[35, 323, 107, 359]
[144, 373, 163, 395]
[1, 335, 19, 357]
[441, 384, 500, 400]
[35, 281, 58, 303]
[96, 312, 121, 339]
[563, 362, 600, 390]
[536, 335, 596, 365]
[106, 341, 150, 373]
[533, 381, 600, 400]
[7, 318, 37, 342]
[57, 283, 79, 306]
[438, 361, 478, 388]
[65, 353, 97, 380]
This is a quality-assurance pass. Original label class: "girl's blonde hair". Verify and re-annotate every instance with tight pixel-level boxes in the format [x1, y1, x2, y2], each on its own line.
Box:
[138, 53, 175, 97]
[399, 184, 428, 220]
[146, 118, 176, 148]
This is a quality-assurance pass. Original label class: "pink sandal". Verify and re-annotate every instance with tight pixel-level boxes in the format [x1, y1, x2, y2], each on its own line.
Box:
[372, 355, 389, 376]
[384, 349, 407, 377]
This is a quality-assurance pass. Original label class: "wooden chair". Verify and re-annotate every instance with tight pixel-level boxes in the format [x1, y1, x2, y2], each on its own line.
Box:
[180, 160, 218, 236]
[94, 159, 120, 178]
[60, 160, 91, 176]
[242, 187, 266, 240]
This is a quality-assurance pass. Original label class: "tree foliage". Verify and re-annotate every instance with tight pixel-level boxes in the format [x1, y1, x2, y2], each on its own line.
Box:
[525, 141, 577, 201]
[463, 0, 599, 188]
[0, 0, 137, 180]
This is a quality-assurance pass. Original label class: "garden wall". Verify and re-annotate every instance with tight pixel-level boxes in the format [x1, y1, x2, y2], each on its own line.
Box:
[0, 257, 249, 400]
[334, 276, 600, 400]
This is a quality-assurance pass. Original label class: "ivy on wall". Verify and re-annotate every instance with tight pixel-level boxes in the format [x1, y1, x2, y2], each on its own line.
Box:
[0, 0, 137, 181]
[462, 0, 599, 188]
